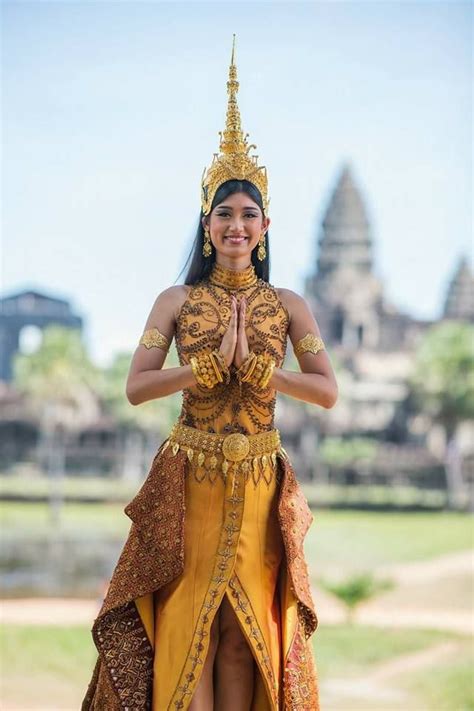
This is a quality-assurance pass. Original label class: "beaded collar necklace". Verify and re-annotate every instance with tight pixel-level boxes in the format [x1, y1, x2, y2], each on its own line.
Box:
[208, 262, 258, 290]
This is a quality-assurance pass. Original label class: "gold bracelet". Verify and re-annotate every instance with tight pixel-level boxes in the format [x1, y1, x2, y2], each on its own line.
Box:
[239, 352, 258, 383]
[190, 351, 230, 389]
[208, 351, 223, 384]
[139, 327, 170, 351]
[189, 356, 203, 386]
[294, 333, 325, 357]
[259, 358, 275, 389]
[212, 350, 231, 385]
[237, 351, 276, 389]
[190, 355, 212, 389]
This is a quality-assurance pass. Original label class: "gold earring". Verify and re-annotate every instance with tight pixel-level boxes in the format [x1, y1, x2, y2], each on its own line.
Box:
[203, 225, 212, 257]
[257, 231, 266, 261]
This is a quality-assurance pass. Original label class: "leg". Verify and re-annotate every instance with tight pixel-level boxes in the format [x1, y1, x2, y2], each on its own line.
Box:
[214, 592, 255, 710]
[188, 610, 220, 710]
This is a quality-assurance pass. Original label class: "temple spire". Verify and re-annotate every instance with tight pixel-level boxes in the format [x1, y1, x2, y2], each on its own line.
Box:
[443, 255, 474, 322]
[316, 163, 373, 275]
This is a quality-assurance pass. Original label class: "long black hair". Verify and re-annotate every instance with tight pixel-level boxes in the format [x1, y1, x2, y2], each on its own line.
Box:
[177, 179, 270, 285]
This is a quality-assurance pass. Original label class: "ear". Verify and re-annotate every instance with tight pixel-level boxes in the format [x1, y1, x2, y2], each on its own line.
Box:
[201, 216, 209, 231]
[263, 216, 271, 232]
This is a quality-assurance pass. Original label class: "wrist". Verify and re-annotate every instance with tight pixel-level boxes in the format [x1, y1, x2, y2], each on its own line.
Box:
[236, 351, 276, 389]
[190, 350, 231, 388]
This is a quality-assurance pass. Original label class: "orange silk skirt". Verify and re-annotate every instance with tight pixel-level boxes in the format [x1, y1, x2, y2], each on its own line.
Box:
[133, 455, 300, 710]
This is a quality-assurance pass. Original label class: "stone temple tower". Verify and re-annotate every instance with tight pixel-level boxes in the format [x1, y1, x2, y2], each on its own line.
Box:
[305, 162, 424, 352]
[443, 256, 474, 323]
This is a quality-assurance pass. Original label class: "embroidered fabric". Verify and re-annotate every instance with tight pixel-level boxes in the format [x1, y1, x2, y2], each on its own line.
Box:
[176, 264, 289, 435]
[82, 265, 321, 711]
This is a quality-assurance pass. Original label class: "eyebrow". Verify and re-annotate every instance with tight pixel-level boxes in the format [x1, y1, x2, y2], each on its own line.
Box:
[215, 205, 260, 211]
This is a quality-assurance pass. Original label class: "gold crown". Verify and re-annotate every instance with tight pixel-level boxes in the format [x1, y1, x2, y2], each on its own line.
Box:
[201, 35, 270, 216]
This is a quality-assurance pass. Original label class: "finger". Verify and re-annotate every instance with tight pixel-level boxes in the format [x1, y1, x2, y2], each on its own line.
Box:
[230, 298, 238, 328]
[238, 299, 246, 329]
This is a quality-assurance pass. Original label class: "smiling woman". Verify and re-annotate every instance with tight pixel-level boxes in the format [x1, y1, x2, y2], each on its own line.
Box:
[181, 177, 272, 286]
[82, 36, 337, 711]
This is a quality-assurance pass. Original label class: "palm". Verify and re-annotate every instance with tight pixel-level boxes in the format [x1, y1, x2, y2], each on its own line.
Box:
[234, 298, 249, 368]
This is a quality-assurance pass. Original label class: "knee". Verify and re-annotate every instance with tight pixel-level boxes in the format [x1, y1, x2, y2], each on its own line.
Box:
[217, 628, 253, 665]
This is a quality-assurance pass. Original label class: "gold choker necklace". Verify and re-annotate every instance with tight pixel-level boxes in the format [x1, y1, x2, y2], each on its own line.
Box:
[209, 262, 258, 290]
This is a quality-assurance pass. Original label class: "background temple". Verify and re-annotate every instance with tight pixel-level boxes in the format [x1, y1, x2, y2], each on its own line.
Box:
[0, 162, 472, 509]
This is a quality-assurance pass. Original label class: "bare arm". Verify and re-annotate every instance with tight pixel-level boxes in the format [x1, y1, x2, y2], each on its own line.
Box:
[125, 286, 196, 405]
[269, 289, 338, 408]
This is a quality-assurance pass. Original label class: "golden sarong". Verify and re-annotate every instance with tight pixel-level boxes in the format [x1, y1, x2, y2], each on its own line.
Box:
[146, 426, 285, 708]
[82, 264, 321, 710]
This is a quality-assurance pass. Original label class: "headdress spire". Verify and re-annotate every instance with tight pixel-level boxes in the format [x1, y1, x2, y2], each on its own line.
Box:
[201, 35, 269, 216]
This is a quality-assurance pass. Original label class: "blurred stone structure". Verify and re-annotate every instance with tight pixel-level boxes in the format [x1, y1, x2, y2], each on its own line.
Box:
[0, 289, 83, 382]
[275, 162, 473, 494]
[0, 164, 472, 503]
[443, 256, 474, 322]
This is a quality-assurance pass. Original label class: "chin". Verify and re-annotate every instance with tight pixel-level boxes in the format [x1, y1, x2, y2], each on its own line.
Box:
[220, 242, 251, 253]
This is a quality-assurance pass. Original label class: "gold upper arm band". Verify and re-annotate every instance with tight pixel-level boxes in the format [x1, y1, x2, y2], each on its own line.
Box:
[294, 333, 325, 357]
[139, 327, 171, 351]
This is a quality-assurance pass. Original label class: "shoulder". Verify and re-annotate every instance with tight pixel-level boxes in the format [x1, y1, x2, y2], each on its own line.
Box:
[275, 288, 311, 320]
[150, 285, 191, 321]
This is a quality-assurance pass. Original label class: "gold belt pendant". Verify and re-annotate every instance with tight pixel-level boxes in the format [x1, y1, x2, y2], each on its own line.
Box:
[222, 433, 251, 462]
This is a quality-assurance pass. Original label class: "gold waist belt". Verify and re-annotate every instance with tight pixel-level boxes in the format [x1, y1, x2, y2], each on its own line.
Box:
[162, 422, 282, 476]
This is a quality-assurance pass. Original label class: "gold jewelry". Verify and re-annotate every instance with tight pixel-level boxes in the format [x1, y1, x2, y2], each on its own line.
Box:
[257, 231, 266, 261]
[203, 225, 212, 257]
[161, 421, 282, 480]
[212, 349, 231, 384]
[239, 352, 258, 383]
[259, 358, 275, 389]
[201, 35, 270, 217]
[237, 351, 276, 389]
[208, 262, 257, 290]
[294, 333, 325, 357]
[208, 350, 223, 383]
[190, 350, 230, 388]
[139, 327, 170, 351]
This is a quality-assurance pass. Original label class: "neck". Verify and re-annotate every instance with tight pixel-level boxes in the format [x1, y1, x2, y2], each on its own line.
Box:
[215, 255, 252, 271]
[209, 260, 257, 290]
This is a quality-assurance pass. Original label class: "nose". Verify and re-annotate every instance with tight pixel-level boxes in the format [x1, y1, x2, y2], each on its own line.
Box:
[229, 217, 245, 233]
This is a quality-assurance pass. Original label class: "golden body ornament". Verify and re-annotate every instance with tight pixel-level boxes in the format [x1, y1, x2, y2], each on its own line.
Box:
[82, 263, 321, 710]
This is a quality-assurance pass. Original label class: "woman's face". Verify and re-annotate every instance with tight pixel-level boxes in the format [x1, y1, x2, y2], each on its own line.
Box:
[202, 191, 270, 261]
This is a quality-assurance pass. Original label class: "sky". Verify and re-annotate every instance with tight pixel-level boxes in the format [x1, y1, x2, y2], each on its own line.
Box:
[2, 0, 472, 367]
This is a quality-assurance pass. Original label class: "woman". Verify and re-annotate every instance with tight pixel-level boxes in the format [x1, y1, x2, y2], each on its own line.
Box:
[82, 38, 337, 711]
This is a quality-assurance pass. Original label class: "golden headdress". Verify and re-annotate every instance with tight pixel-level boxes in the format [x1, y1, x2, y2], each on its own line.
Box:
[201, 35, 270, 216]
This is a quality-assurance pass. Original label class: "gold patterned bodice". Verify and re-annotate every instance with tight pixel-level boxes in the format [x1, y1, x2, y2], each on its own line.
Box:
[175, 262, 289, 435]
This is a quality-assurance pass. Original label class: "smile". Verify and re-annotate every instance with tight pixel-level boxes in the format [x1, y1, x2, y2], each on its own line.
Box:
[225, 236, 248, 243]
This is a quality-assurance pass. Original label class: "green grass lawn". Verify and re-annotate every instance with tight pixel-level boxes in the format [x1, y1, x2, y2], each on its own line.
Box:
[1, 623, 470, 710]
[2, 500, 472, 552]
[399, 652, 474, 711]
[0, 624, 96, 708]
[0, 500, 131, 538]
[304, 509, 473, 574]
[312, 623, 463, 679]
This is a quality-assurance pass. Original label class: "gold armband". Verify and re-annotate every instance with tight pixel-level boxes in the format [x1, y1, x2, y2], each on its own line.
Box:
[237, 351, 276, 389]
[294, 333, 325, 358]
[139, 327, 170, 351]
[190, 350, 230, 389]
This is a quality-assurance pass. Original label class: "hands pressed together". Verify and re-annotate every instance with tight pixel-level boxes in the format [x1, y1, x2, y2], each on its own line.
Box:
[189, 296, 276, 390]
[219, 295, 249, 369]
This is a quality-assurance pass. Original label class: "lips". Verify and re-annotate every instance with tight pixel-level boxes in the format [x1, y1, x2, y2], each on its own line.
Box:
[225, 235, 247, 243]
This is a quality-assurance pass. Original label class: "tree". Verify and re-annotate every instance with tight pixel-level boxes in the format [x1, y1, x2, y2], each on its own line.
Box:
[13, 325, 101, 523]
[98, 348, 182, 482]
[409, 321, 474, 509]
[320, 572, 393, 624]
